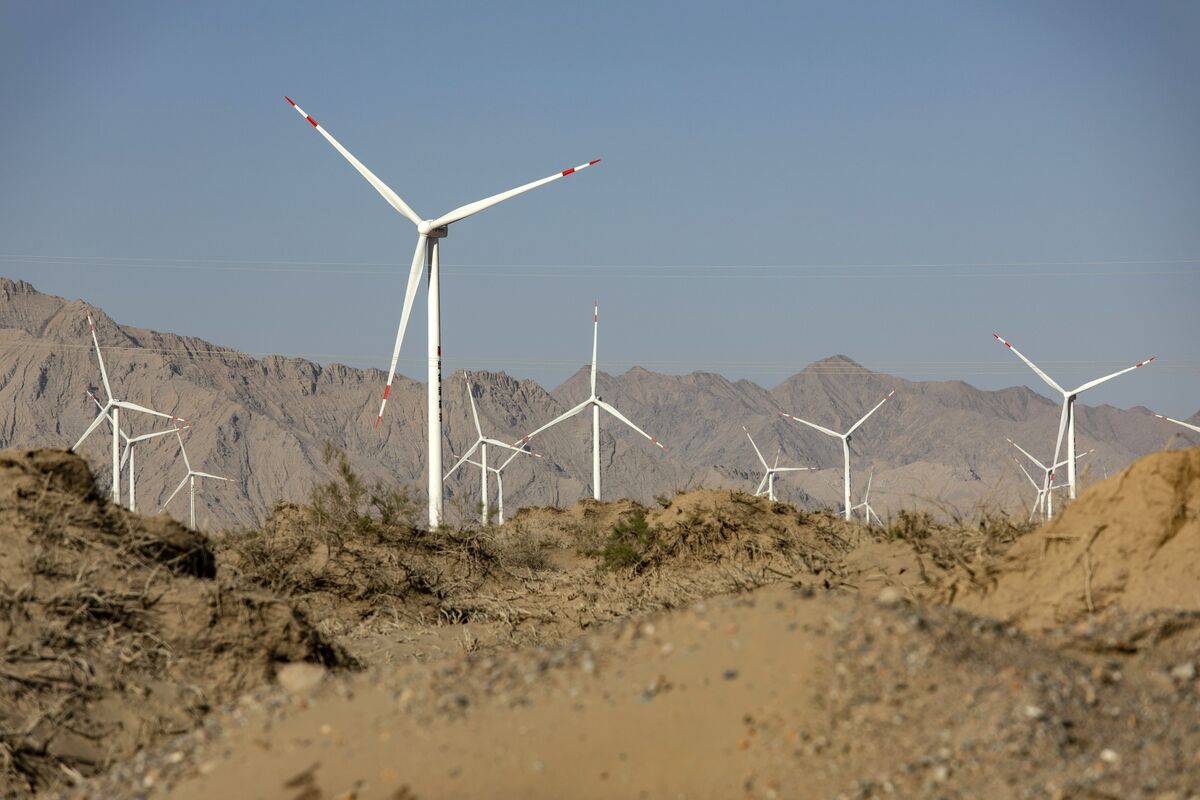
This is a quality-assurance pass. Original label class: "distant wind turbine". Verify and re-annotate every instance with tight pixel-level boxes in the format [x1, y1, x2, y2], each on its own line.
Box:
[1007, 437, 1092, 520]
[460, 447, 529, 525]
[444, 374, 538, 525]
[160, 430, 229, 529]
[285, 96, 600, 527]
[994, 333, 1153, 500]
[513, 303, 666, 501]
[72, 315, 185, 504]
[743, 426, 811, 502]
[848, 468, 883, 526]
[88, 389, 186, 512]
[780, 389, 895, 520]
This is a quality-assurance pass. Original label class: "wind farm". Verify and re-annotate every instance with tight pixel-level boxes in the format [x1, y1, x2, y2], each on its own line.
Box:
[1, 3, 1198, 797]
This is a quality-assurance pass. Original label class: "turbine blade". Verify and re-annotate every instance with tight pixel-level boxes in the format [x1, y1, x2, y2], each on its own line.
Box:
[376, 233, 428, 427]
[1015, 459, 1039, 489]
[481, 437, 541, 458]
[119, 443, 131, 471]
[846, 389, 895, 436]
[780, 412, 840, 439]
[285, 97, 422, 226]
[443, 440, 482, 481]
[428, 159, 601, 229]
[512, 400, 592, 447]
[130, 427, 186, 444]
[87, 315, 113, 401]
[114, 400, 179, 421]
[71, 403, 112, 451]
[743, 426, 769, 470]
[175, 429, 192, 473]
[1071, 357, 1155, 394]
[1047, 398, 1071, 487]
[193, 472, 230, 481]
[596, 399, 666, 452]
[160, 474, 189, 511]
[1154, 412, 1200, 434]
[1005, 437, 1047, 470]
[754, 474, 768, 495]
[465, 374, 483, 437]
[773, 467, 812, 473]
[993, 333, 1066, 394]
[591, 302, 599, 396]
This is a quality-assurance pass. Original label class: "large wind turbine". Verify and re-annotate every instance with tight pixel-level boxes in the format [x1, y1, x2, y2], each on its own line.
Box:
[743, 426, 811, 502]
[443, 373, 538, 525]
[72, 315, 184, 504]
[285, 97, 599, 527]
[780, 389, 895, 520]
[513, 303, 666, 501]
[994, 333, 1153, 500]
[87, 389, 186, 512]
[160, 430, 229, 529]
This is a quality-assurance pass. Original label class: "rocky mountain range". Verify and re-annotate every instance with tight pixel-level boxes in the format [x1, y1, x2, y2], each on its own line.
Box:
[1, 277, 1194, 529]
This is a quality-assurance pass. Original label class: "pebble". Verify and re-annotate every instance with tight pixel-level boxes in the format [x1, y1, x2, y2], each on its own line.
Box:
[1023, 705, 1045, 720]
[723, 669, 739, 681]
[1099, 748, 1119, 764]
[1170, 662, 1196, 683]
[876, 586, 904, 607]
[276, 663, 328, 695]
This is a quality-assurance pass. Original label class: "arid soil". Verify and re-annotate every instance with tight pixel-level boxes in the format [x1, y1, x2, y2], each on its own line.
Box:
[2, 447, 1198, 798]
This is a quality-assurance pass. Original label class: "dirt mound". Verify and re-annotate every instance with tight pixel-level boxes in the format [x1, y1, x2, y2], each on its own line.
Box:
[94, 583, 1200, 800]
[0, 449, 347, 798]
[958, 447, 1200, 630]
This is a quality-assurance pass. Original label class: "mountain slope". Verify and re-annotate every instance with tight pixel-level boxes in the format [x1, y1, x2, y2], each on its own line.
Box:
[0, 278, 1186, 528]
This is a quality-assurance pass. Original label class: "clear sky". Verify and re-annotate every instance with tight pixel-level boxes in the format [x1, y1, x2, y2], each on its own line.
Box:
[2, 1, 1197, 416]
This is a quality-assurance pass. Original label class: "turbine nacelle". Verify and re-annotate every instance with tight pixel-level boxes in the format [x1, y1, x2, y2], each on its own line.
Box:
[416, 220, 449, 238]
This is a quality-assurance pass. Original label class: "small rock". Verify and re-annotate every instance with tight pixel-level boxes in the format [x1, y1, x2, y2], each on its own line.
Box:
[1170, 662, 1196, 682]
[276, 663, 328, 695]
[1099, 748, 1119, 764]
[723, 669, 739, 681]
[876, 586, 904, 607]
[1023, 705, 1045, 720]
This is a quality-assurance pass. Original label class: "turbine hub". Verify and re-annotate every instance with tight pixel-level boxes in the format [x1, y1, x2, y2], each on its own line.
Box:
[417, 220, 449, 238]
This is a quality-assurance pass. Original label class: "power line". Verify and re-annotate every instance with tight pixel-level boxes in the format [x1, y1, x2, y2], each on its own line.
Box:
[2, 254, 1199, 279]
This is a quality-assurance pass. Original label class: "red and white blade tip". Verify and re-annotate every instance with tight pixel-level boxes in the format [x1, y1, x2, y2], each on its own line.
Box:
[886, 389, 896, 398]
[284, 96, 318, 127]
[1136, 357, 1156, 367]
[993, 333, 1012, 348]
[561, 159, 601, 177]
[650, 437, 667, 452]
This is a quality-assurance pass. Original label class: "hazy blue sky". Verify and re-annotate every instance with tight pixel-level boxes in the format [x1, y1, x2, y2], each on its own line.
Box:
[2, 1, 1197, 416]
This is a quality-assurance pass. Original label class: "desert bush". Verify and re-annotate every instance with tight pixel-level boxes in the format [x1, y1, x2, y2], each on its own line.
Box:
[599, 511, 662, 572]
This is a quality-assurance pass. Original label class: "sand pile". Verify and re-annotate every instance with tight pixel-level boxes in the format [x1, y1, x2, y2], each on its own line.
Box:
[959, 447, 1200, 630]
[0, 449, 346, 798]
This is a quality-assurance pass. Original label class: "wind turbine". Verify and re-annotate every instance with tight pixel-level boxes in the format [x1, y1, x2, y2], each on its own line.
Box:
[443, 373, 539, 525]
[848, 468, 883, 526]
[743, 426, 811, 502]
[1152, 412, 1200, 436]
[513, 303, 666, 501]
[994, 333, 1153, 500]
[285, 97, 599, 528]
[780, 389, 895, 520]
[459, 447, 530, 525]
[87, 389, 186, 512]
[160, 429, 230, 529]
[72, 314, 184, 504]
[1006, 437, 1092, 520]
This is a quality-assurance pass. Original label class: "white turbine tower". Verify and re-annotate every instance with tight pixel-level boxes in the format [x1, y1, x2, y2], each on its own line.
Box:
[443, 374, 538, 525]
[513, 303, 666, 501]
[72, 314, 184, 504]
[285, 97, 599, 528]
[87, 389, 186, 512]
[743, 426, 811, 502]
[160, 430, 229, 529]
[994, 333, 1153, 500]
[1006, 437, 1092, 520]
[780, 389, 895, 520]
[848, 468, 883, 526]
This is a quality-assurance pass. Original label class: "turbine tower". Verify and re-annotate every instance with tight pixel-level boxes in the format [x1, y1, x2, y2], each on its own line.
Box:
[743, 426, 811, 502]
[443, 373, 538, 525]
[160, 430, 230, 529]
[72, 315, 184, 504]
[285, 96, 600, 527]
[514, 303, 666, 501]
[994, 333, 1153, 500]
[780, 389, 895, 520]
